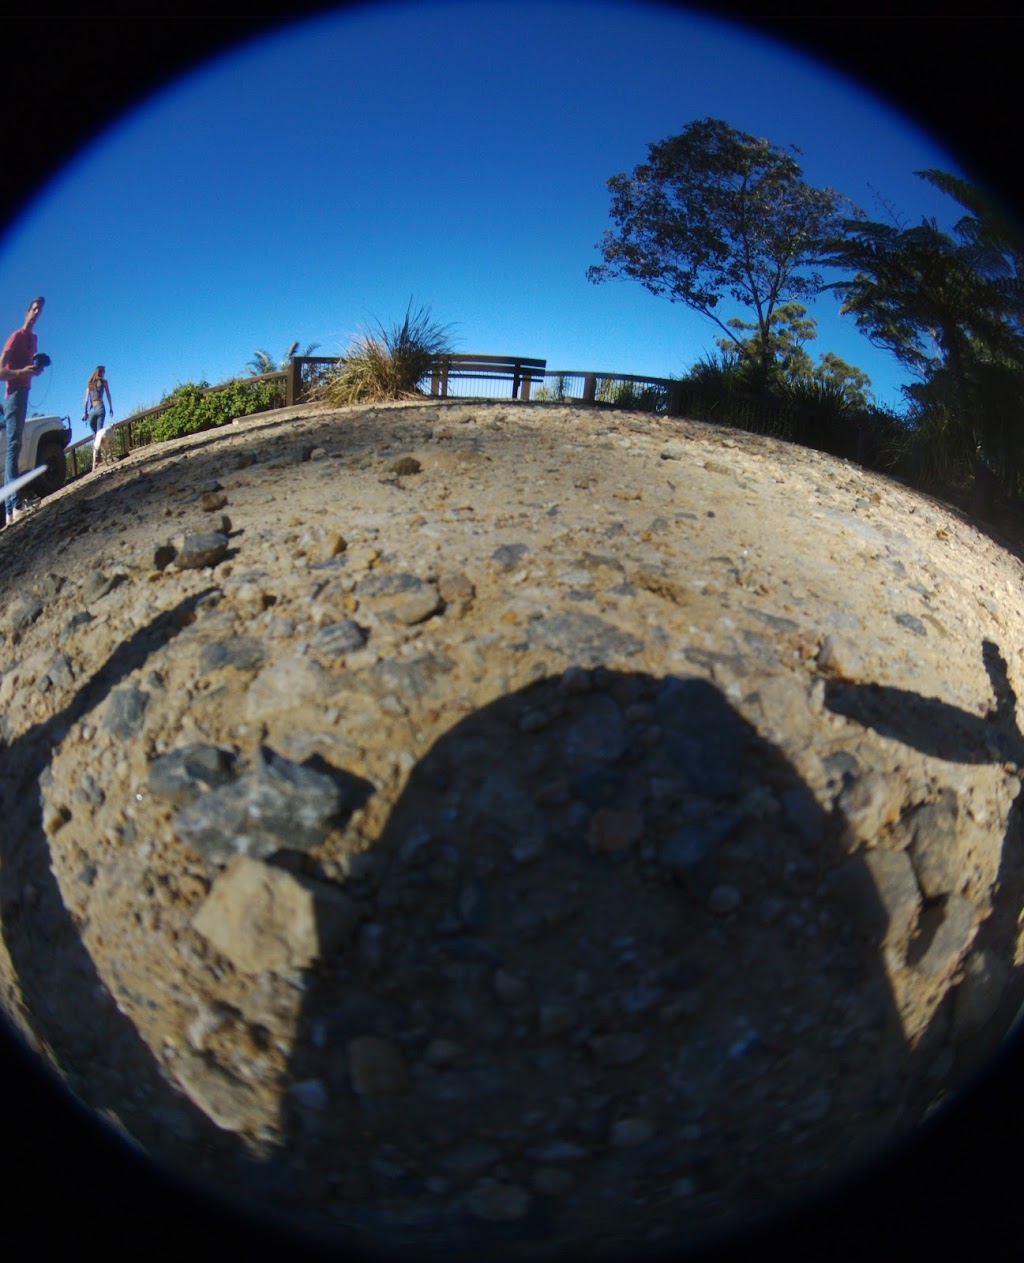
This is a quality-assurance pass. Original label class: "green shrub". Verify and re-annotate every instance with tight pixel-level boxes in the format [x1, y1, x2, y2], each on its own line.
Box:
[133, 377, 283, 444]
[318, 301, 454, 404]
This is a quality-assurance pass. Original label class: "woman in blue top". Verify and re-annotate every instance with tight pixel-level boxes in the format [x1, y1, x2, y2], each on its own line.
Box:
[83, 365, 113, 434]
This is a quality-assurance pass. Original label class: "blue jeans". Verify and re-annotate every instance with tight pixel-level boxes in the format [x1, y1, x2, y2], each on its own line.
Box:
[4, 387, 29, 518]
[88, 406, 106, 434]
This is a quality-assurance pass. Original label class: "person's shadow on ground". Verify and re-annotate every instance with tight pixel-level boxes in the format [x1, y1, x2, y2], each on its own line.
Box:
[2, 612, 1022, 1261]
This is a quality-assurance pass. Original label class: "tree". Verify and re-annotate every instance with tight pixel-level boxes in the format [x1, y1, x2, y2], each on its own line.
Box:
[245, 340, 320, 376]
[587, 117, 858, 375]
[825, 171, 1024, 499]
[715, 303, 874, 408]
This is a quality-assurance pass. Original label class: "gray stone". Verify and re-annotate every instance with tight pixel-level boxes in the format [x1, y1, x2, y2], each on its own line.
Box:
[894, 612, 927, 637]
[128, 542, 177, 572]
[360, 653, 455, 700]
[310, 620, 367, 657]
[101, 684, 149, 738]
[173, 745, 349, 863]
[828, 848, 920, 947]
[3, 596, 43, 634]
[174, 1051, 265, 1133]
[914, 895, 977, 978]
[491, 543, 529, 571]
[839, 771, 904, 844]
[356, 571, 444, 625]
[177, 532, 229, 569]
[148, 743, 237, 806]
[83, 571, 127, 603]
[903, 793, 960, 898]
[198, 637, 265, 675]
[529, 610, 643, 665]
[245, 655, 335, 720]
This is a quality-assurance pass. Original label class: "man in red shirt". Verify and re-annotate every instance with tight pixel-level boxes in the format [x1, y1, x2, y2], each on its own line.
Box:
[1, 295, 45, 524]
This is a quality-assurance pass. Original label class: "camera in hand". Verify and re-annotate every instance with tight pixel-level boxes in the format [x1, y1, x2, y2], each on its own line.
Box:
[33, 352, 50, 371]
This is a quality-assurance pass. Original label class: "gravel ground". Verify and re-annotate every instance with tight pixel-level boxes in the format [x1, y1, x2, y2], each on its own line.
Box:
[2, 397, 1023, 1260]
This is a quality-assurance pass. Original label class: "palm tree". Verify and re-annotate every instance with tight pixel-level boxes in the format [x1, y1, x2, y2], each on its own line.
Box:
[825, 172, 1024, 501]
[244, 340, 321, 377]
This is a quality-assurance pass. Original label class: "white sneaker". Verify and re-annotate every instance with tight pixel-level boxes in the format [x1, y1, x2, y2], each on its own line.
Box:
[11, 502, 38, 523]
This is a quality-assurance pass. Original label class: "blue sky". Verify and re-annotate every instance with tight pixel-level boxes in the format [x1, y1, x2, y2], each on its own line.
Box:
[0, 1, 966, 440]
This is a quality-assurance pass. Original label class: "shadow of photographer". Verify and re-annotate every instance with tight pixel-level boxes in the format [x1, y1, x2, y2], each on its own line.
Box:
[2, 612, 1022, 1261]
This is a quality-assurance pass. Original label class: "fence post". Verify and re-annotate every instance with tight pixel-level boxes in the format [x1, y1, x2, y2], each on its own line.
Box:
[582, 373, 597, 406]
[667, 381, 684, 417]
[286, 358, 302, 407]
[521, 371, 533, 401]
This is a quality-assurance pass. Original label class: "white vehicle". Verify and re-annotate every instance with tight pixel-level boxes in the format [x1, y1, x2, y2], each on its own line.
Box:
[0, 412, 72, 501]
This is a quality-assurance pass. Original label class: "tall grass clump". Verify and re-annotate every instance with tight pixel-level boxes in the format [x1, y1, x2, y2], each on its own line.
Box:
[319, 301, 455, 404]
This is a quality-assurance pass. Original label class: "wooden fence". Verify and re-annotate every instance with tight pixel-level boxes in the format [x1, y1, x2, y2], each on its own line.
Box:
[60, 353, 802, 484]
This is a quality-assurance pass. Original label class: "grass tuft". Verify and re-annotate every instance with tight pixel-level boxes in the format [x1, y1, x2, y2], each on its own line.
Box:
[319, 300, 455, 404]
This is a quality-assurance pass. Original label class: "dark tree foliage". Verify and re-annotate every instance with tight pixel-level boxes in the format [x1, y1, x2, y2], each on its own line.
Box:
[587, 117, 857, 374]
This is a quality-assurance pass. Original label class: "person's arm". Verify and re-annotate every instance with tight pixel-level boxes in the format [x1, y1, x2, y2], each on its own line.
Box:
[104, 381, 113, 413]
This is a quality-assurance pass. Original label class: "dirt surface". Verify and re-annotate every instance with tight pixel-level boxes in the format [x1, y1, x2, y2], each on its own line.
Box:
[2, 398, 1024, 1260]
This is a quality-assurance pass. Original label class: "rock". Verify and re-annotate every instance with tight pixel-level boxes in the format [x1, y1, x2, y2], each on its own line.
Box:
[587, 807, 644, 853]
[388, 456, 422, 476]
[465, 1181, 532, 1223]
[192, 855, 360, 974]
[902, 792, 961, 898]
[828, 848, 920, 947]
[130, 542, 177, 572]
[310, 620, 367, 657]
[562, 694, 628, 766]
[200, 490, 229, 511]
[177, 532, 229, 569]
[356, 571, 444, 625]
[173, 745, 353, 863]
[101, 684, 149, 738]
[174, 1052, 265, 1133]
[708, 883, 742, 914]
[951, 949, 1009, 1039]
[347, 1036, 410, 1095]
[658, 815, 739, 894]
[245, 655, 336, 721]
[914, 895, 977, 978]
[894, 612, 927, 637]
[4, 596, 44, 634]
[198, 637, 265, 674]
[529, 610, 643, 665]
[147, 742, 237, 805]
[839, 770, 905, 844]
[491, 543, 529, 571]
[816, 633, 864, 679]
[423, 1038, 464, 1068]
[610, 1117, 656, 1147]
